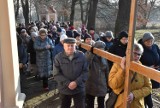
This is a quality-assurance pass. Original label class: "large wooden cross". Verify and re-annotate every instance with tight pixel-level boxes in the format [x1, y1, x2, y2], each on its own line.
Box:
[79, 0, 160, 107]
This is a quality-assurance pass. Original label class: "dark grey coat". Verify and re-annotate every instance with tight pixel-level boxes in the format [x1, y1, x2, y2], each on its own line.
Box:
[34, 36, 54, 77]
[85, 52, 109, 96]
[53, 51, 88, 95]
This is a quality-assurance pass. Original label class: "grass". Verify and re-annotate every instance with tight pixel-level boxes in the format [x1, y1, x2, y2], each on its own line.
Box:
[135, 29, 160, 40]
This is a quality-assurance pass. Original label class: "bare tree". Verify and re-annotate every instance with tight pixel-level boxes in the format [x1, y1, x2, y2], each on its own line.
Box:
[14, 0, 20, 21]
[70, 0, 78, 25]
[96, 0, 118, 30]
[21, 0, 29, 25]
[114, 0, 131, 37]
[79, 0, 90, 25]
[137, 0, 157, 28]
[87, 0, 99, 30]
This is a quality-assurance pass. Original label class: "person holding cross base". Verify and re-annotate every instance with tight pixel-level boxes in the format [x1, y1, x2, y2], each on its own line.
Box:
[108, 43, 152, 108]
[53, 38, 88, 108]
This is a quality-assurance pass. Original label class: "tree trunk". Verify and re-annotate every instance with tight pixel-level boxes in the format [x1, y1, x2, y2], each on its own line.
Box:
[87, 0, 98, 30]
[79, 0, 85, 24]
[84, 0, 90, 25]
[142, 0, 148, 29]
[21, 0, 29, 25]
[34, 1, 39, 21]
[114, 0, 131, 37]
[15, 0, 20, 21]
[142, 0, 156, 29]
[70, 0, 78, 25]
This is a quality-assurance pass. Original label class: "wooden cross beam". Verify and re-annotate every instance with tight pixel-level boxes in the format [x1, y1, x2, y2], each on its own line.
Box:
[79, 1, 160, 107]
[80, 43, 160, 83]
[124, 0, 137, 107]
[80, 43, 160, 107]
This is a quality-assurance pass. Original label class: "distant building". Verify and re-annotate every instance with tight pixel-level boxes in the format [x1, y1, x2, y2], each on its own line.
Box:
[39, 5, 57, 23]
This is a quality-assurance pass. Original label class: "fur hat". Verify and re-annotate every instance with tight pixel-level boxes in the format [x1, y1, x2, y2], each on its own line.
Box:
[142, 32, 154, 42]
[94, 41, 106, 49]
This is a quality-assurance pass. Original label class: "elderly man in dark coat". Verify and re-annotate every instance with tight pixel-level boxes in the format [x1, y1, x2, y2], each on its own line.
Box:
[53, 38, 88, 108]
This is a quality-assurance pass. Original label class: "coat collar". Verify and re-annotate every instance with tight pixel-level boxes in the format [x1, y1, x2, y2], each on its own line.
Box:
[61, 50, 79, 59]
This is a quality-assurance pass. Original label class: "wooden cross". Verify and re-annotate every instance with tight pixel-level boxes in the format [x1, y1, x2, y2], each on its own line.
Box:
[79, 1, 160, 107]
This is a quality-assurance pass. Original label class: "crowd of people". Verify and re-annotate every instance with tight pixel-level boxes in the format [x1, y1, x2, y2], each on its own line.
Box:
[16, 20, 160, 108]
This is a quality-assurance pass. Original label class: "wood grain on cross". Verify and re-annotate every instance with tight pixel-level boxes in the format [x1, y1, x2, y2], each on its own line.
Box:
[123, 0, 137, 107]
[80, 43, 160, 108]
[79, 1, 160, 107]
[80, 43, 160, 83]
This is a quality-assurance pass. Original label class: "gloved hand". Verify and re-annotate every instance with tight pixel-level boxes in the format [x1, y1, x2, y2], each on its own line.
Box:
[90, 46, 94, 53]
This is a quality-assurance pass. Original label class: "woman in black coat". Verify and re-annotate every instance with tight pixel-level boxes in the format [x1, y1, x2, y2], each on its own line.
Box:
[108, 31, 128, 69]
[139, 32, 160, 108]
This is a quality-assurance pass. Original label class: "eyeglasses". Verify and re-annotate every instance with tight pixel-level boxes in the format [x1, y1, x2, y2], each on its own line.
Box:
[40, 34, 46, 37]
[133, 52, 142, 56]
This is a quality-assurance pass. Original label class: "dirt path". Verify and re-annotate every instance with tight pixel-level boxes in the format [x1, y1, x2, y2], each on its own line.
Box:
[21, 73, 160, 108]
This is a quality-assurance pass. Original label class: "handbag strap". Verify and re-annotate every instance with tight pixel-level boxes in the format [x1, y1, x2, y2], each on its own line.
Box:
[119, 72, 137, 94]
[131, 72, 137, 83]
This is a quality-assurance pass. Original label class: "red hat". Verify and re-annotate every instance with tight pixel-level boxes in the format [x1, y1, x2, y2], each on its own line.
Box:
[70, 26, 74, 30]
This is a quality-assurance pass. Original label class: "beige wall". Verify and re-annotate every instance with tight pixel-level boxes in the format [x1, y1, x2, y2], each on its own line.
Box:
[0, 0, 25, 108]
[0, 50, 2, 108]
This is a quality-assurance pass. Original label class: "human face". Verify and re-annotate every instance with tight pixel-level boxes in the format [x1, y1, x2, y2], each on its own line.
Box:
[32, 36, 36, 41]
[63, 43, 76, 56]
[89, 30, 94, 35]
[144, 39, 154, 48]
[106, 37, 112, 42]
[21, 32, 27, 36]
[120, 37, 128, 45]
[40, 33, 47, 40]
[132, 50, 142, 62]
[85, 38, 92, 45]
[76, 36, 81, 41]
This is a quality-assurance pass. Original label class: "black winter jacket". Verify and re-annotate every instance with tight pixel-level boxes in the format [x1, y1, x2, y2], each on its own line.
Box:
[139, 39, 160, 88]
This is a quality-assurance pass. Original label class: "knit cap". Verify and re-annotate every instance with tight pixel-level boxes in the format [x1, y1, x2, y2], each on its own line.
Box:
[74, 31, 81, 38]
[142, 32, 154, 42]
[60, 34, 68, 42]
[105, 31, 114, 38]
[57, 27, 62, 33]
[118, 31, 128, 40]
[94, 41, 106, 49]
[30, 32, 38, 38]
[84, 33, 92, 41]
